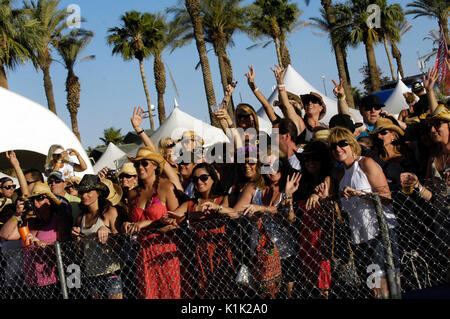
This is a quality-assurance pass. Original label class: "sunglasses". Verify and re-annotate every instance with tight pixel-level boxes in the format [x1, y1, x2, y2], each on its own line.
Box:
[378, 129, 389, 136]
[428, 121, 444, 129]
[133, 160, 151, 169]
[2, 185, 16, 190]
[237, 113, 252, 119]
[31, 194, 47, 202]
[165, 143, 176, 148]
[119, 174, 135, 179]
[47, 179, 63, 185]
[26, 180, 40, 185]
[361, 105, 382, 111]
[192, 174, 210, 184]
[330, 140, 350, 150]
[303, 97, 321, 105]
[65, 185, 74, 191]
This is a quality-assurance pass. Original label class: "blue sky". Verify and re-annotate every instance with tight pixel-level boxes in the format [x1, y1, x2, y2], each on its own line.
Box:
[7, 0, 440, 150]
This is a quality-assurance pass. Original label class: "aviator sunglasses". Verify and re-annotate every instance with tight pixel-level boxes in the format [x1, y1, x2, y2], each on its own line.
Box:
[2, 184, 16, 190]
[192, 174, 210, 184]
[330, 140, 350, 150]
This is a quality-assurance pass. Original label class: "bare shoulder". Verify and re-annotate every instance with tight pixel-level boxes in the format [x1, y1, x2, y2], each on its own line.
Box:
[359, 156, 380, 172]
[104, 205, 118, 219]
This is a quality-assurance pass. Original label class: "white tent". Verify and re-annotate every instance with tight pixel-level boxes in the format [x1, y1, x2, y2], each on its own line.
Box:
[0, 87, 94, 175]
[383, 73, 413, 115]
[257, 65, 362, 124]
[92, 142, 127, 174]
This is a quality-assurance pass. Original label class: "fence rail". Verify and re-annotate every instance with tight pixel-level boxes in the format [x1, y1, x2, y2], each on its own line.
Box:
[0, 180, 448, 299]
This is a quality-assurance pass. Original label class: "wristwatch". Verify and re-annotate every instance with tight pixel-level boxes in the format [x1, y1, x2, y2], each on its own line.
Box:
[282, 193, 293, 200]
[217, 205, 223, 213]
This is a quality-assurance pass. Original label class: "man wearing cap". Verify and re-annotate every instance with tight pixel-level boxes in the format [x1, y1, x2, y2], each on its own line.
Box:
[47, 171, 81, 223]
[411, 80, 430, 117]
[329, 114, 366, 137]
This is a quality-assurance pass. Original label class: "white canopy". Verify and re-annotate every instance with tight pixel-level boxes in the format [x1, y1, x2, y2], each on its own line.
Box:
[257, 65, 362, 124]
[383, 73, 414, 115]
[92, 142, 127, 174]
[0, 87, 94, 175]
[0, 172, 19, 186]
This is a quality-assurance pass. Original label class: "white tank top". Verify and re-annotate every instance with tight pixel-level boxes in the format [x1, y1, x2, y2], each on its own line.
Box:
[339, 157, 397, 244]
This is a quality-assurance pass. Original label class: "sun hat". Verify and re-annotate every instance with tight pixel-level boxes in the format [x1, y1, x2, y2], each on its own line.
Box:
[47, 171, 65, 182]
[300, 92, 327, 120]
[53, 148, 64, 155]
[274, 91, 303, 108]
[101, 178, 123, 206]
[329, 114, 358, 133]
[128, 146, 166, 174]
[76, 174, 110, 197]
[426, 105, 450, 122]
[29, 181, 61, 206]
[117, 162, 137, 177]
[176, 130, 204, 146]
[369, 117, 405, 137]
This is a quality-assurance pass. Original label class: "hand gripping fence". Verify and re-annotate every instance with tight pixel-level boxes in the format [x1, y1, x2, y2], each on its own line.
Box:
[0, 179, 448, 299]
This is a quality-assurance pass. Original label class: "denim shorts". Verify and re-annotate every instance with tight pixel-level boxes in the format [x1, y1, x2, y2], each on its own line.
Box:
[86, 272, 123, 297]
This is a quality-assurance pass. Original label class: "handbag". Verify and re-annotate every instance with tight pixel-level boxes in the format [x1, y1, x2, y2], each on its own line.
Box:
[331, 202, 362, 287]
[252, 217, 283, 298]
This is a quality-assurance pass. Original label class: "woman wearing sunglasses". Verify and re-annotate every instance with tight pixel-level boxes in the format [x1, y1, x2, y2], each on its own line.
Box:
[0, 177, 16, 215]
[158, 137, 178, 171]
[0, 181, 72, 298]
[125, 146, 182, 299]
[168, 163, 238, 298]
[325, 127, 400, 299]
[233, 156, 301, 298]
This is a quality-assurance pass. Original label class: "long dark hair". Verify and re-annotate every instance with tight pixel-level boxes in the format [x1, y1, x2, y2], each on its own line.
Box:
[192, 163, 227, 201]
[79, 191, 112, 220]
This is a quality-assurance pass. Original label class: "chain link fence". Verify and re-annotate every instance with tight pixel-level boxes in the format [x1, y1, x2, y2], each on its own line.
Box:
[0, 178, 448, 299]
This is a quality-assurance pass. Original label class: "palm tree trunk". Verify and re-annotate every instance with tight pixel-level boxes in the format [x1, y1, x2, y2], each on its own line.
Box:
[66, 70, 81, 141]
[383, 37, 396, 81]
[274, 37, 283, 67]
[440, 16, 449, 45]
[280, 36, 291, 68]
[391, 41, 404, 79]
[364, 36, 381, 92]
[214, 39, 235, 118]
[322, 0, 355, 108]
[0, 64, 8, 89]
[154, 54, 166, 124]
[185, 0, 219, 127]
[42, 65, 57, 114]
[139, 58, 155, 131]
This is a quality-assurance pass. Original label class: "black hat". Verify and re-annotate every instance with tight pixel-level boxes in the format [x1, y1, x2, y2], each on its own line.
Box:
[329, 114, 362, 133]
[76, 174, 110, 197]
[296, 140, 329, 161]
[411, 81, 424, 93]
[360, 94, 385, 110]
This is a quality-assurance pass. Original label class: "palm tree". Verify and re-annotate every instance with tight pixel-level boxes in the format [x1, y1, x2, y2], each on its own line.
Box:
[54, 29, 95, 142]
[184, 0, 219, 126]
[311, 2, 355, 108]
[378, 2, 405, 82]
[100, 127, 124, 145]
[389, 21, 412, 79]
[247, 0, 309, 68]
[168, 0, 251, 118]
[23, 0, 70, 115]
[406, 0, 449, 45]
[107, 11, 162, 131]
[0, 0, 39, 89]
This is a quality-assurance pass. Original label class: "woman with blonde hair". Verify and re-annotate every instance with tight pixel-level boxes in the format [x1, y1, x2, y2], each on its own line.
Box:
[158, 137, 178, 170]
[44, 144, 87, 179]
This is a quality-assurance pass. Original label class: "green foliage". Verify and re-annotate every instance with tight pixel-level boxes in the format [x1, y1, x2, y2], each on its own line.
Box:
[100, 127, 124, 146]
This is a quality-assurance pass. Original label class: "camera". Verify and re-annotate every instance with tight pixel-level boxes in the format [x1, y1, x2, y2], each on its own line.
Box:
[23, 199, 34, 212]
[106, 169, 117, 177]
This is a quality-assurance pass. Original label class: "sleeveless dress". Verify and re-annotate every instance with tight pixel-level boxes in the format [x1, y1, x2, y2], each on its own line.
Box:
[339, 157, 398, 245]
[130, 193, 180, 299]
[186, 196, 236, 298]
[80, 213, 120, 277]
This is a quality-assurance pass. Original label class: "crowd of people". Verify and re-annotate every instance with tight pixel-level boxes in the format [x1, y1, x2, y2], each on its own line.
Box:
[0, 61, 449, 299]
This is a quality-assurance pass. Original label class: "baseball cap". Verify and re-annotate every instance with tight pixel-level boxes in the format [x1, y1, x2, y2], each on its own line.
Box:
[411, 81, 424, 93]
[47, 171, 65, 182]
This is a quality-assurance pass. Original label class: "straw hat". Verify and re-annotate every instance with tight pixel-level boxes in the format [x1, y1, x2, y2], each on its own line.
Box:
[117, 162, 137, 177]
[176, 130, 204, 146]
[426, 105, 450, 122]
[76, 174, 110, 197]
[369, 117, 405, 137]
[300, 92, 327, 120]
[101, 178, 123, 206]
[311, 128, 330, 143]
[29, 181, 61, 206]
[274, 91, 303, 108]
[128, 146, 166, 174]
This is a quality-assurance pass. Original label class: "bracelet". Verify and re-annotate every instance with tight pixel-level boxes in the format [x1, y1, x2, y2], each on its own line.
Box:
[278, 87, 286, 92]
[338, 94, 346, 101]
[217, 205, 223, 213]
[253, 87, 259, 93]
[282, 194, 293, 200]
[12, 215, 21, 224]
[136, 129, 145, 135]
[277, 84, 285, 88]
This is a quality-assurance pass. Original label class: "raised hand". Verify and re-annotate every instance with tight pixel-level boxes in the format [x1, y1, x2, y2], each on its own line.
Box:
[285, 172, 302, 196]
[270, 65, 286, 85]
[131, 106, 146, 131]
[423, 67, 439, 91]
[6, 150, 20, 168]
[332, 78, 345, 99]
[245, 65, 256, 86]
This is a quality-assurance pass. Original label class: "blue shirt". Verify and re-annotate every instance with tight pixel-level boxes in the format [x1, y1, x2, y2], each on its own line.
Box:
[356, 123, 375, 139]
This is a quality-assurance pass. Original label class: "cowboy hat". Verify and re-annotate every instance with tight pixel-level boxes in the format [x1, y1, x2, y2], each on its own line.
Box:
[128, 146, 166, 174]
[274, 91, 303, 108]
[369, 117, 405, 137]
[360, 94, 385, 110]
[29, 181, 61, 206]
[76, 174, 110, 197]
[117, 162, 137, 177]
[176, 130, 204, 146]
[311, 128, 330, 143]
[101, 178, 123, 206]
[300, 92, 327, 120]
[426, 105, 450, 122]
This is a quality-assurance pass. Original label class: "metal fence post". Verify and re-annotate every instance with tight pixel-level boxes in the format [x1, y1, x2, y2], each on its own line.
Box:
[54, 241, 69, 299]
[371, 194, 401, 299]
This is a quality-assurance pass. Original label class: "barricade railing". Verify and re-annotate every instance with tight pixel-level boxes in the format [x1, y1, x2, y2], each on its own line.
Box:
[0, 178, 448, 299]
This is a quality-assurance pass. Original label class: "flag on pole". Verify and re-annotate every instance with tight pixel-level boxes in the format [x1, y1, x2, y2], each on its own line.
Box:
[435, 25, 448, 93]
